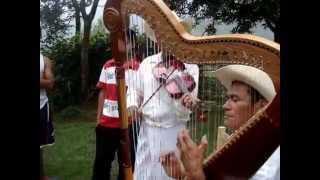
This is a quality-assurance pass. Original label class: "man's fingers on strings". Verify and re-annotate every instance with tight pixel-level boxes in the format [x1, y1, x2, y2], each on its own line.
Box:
[176, 140, 182, 149]
[169, 153, 178, 163]
[178, 130, 187, 151]
[160, 151, 175, 164]
[160, 152, 168, 162]
[199, 135, 208, 153]
[181, 129, 194, 148]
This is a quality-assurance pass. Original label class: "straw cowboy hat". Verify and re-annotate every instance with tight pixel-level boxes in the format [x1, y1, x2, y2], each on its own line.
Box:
[144, 11, 193, 42]
[214, 65, 276, 102]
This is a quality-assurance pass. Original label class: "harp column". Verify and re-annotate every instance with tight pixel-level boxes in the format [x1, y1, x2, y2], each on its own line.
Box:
[103, 1, 133, 180]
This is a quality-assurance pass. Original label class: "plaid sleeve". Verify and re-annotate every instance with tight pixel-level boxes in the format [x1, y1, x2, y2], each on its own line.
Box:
[96, 67, 107, 89]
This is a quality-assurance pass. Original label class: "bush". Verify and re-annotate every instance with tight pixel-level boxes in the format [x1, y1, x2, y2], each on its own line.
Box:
[59, 106, 83, 120]
[42, 32, 112, 111]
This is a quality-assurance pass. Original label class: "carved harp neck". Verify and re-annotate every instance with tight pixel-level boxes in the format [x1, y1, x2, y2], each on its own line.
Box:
[103, 0, 280, 180]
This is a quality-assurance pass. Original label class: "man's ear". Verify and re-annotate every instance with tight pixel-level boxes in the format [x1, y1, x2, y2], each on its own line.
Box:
[255, 99, 268, 110]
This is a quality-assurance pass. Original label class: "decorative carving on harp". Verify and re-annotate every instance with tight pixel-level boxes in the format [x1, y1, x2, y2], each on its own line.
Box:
[103, 0, 280, 179]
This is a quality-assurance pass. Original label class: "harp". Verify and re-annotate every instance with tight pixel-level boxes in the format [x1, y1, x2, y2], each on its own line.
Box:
[103, 0, 280, 179]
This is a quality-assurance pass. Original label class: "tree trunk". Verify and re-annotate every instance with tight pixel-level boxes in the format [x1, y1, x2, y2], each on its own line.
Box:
[71, 0, 81, 35]
[75, 9, 81, 34]
[274, 22, 280, 43]
[78, 0, 100, 104]
[80, 21, 91, 103]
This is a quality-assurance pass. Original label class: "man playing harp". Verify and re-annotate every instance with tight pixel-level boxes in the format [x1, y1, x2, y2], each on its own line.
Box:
[161, 65, 280, 180]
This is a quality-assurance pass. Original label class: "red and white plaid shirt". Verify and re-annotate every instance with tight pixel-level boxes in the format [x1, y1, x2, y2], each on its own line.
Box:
[96, 58, 140, 128]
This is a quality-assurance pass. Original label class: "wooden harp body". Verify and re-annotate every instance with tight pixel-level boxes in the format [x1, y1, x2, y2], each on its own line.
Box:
[103, 0, 280, 179]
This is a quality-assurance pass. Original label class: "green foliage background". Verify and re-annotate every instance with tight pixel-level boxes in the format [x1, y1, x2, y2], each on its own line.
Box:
[42, 31, 112, 111]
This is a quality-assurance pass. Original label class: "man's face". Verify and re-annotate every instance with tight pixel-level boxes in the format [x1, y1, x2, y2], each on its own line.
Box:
[222, 81, 255, 130]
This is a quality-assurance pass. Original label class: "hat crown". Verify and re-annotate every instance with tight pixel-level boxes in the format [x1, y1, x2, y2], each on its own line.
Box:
[214, 65, 276, 102]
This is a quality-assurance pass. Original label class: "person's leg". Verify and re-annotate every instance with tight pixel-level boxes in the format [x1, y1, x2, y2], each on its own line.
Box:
[40, 104, 48, 148]
[40, 104, 49, 180]
[92, 125, 117, 180]
[116, 128, 125, 180]
[40, 149, 44, 178]
[40, 148, 50, 180]
[116, 150, 124, 180]
[46, 103, 55, 145]
[128, 122, 140, 171]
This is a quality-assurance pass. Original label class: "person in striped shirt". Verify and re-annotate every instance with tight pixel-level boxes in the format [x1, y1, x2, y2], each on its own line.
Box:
[91, 30, 141, 180]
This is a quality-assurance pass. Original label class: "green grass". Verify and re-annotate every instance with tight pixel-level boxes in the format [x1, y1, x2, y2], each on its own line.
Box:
[42, 99, 224, 179]
[42, 105, 120, 180]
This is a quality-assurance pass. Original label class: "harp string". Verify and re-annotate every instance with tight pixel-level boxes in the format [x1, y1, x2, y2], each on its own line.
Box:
[125, 14, 141, 173]
[131, 14, 139, 165]
[103, 1, 279, 179]
[124, 13, 267, 178]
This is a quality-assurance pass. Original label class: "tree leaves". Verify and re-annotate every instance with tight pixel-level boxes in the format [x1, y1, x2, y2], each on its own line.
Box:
[40, 0, 73, 47]
[166, 0, 280, 42]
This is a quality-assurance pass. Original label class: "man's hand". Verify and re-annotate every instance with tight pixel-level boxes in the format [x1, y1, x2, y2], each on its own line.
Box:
[181, 94, 200, 109]
[160, 151, 186, 179]
[127, 106, 143, 121]
[177, 129, 207, 180]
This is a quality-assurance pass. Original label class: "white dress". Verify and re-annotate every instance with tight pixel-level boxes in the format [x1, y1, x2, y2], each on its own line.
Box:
[127, 52, 199, 180]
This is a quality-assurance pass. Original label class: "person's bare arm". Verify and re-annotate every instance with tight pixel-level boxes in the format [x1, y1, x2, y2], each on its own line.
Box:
[177, 129, 207, 180]
[40, 57, 54, 89]
[96, 89, 105, 124]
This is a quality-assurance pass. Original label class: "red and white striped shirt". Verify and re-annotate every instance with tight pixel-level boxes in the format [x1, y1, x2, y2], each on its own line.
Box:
[96, 58, 140, 128]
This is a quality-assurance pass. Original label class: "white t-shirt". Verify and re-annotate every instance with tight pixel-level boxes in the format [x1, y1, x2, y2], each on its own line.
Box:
[250, 146, 280, 180]
[127, 52, 199, 128]
[40, 53, 48, 109]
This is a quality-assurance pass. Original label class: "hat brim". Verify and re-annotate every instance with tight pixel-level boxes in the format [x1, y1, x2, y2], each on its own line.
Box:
[214, 65, 276, 102]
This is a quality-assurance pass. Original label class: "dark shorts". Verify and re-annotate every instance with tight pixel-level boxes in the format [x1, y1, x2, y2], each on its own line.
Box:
[40, 103, 55, 148]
